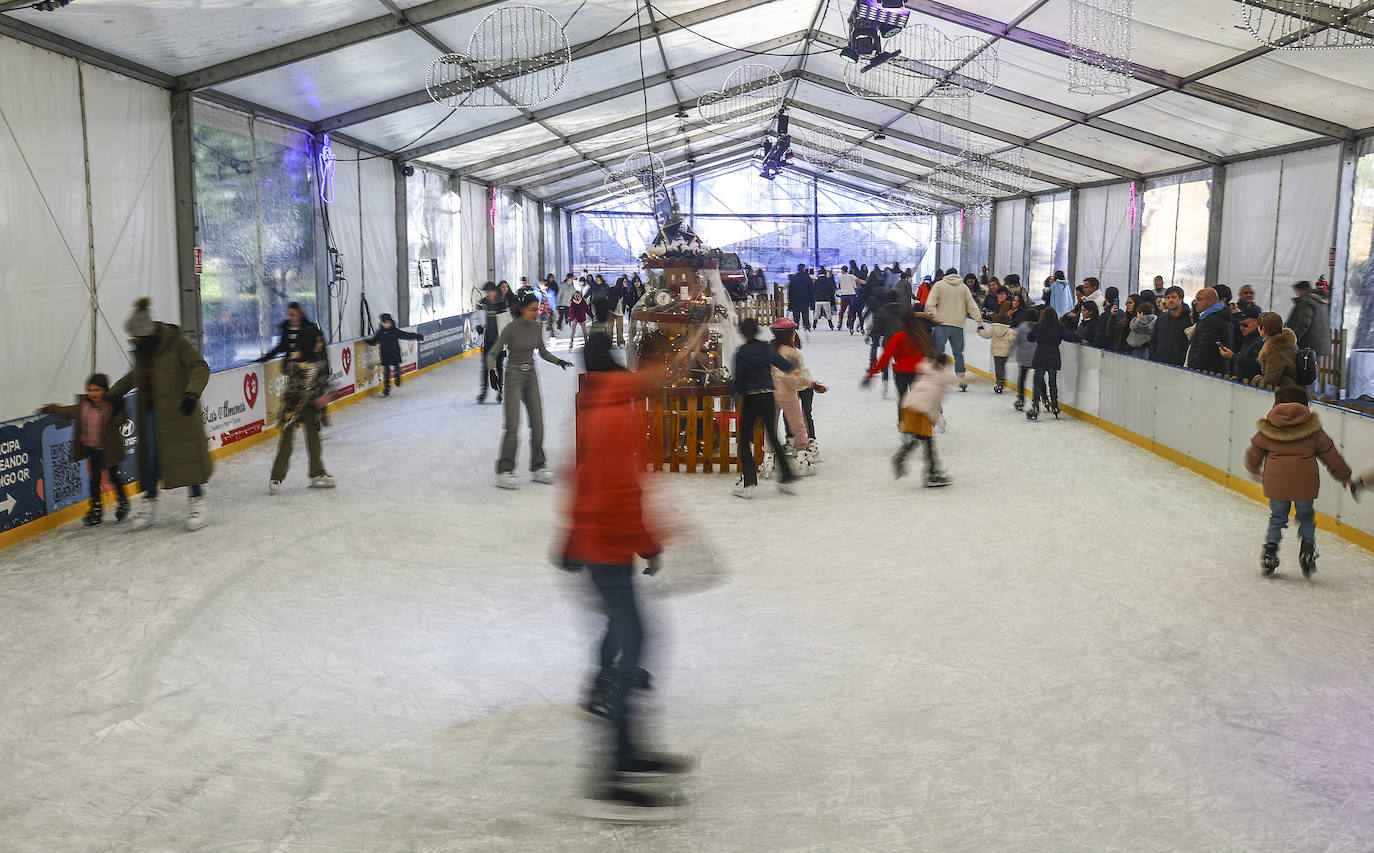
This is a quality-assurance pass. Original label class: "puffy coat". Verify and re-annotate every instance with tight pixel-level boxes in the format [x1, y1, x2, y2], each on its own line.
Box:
[978, 322, 1016, 358]
[1245, 403, 1350, 502]
[562, 371, 661, 565]
[925, 274, 981, 328]
[1287, 291, 1331, 356]
[871, 329, 926, 376]
[900, 361, 960, 420]
[1258, 329, 1299, 389]
[770, 344, 813, 402]
[109, 323, 213, 489]
[1126, 314, 1155, 350]
[787, 272, 814, 308]
[1150, 307, 1193, 366]
[569, 296, 591, 323]
[1013, 321, 1037, 365]
[813, 275, 838, 305]
[1027, 320, 1081, 370]
[42, 396, 128, 464]
[1187, 305, 1234, 374]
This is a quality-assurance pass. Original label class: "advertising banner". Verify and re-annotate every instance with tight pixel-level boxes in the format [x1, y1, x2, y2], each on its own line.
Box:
[417, 310, 479, 369]
[200, 364, 266, 451]
[325, 342, 356, 404]
[354, 340, 381, 395]
[0, 415, 49, 533]
[263, 358, 287, 428]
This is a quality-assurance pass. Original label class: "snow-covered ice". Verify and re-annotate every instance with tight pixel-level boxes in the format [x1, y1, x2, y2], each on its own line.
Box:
[3, 330, 1374, 852]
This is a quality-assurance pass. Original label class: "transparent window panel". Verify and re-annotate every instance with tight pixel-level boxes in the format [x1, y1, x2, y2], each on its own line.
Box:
[408, 168, 463, 322]
[1344, 146, 1374, 396]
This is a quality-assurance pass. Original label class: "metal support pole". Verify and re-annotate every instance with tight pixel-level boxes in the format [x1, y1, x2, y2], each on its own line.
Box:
[396, 164, 410, 326]
[170, 90, 203, 347]
[987, 201, 999, 279]
[486, 186, 498, 282]
[536, 200, 547, 281]
[1021, 197, 1034, 290]
[1128, 180, 1143, 292]
[1066, 188, 1080, 287]
[1331, 140, 1359, 331]
[1205, 165, 1226, 288]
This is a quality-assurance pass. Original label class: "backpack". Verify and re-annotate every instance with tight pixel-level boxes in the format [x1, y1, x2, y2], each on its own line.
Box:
[1295, 347, 1319, 387]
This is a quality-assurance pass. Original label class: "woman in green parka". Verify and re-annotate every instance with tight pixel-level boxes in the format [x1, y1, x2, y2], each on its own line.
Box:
[109, 298, 214, 531]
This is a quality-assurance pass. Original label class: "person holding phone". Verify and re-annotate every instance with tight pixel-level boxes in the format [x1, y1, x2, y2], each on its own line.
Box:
[1186, 287, 1233, 375]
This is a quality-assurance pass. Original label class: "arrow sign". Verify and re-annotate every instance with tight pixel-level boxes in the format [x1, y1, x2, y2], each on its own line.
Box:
[0, 493, 15, 515]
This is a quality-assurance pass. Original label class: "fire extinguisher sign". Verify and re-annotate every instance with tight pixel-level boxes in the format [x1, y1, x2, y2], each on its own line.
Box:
[194, 247, 203, 276]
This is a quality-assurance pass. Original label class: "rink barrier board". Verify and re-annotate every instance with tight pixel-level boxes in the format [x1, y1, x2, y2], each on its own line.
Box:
[960, 325, 1374, 557]
[0, 346, 479, 553]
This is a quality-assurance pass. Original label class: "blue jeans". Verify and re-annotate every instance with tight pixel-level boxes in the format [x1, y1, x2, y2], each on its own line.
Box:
[1267, 500, 1315, 544]
[139, 409, 203, 499]
[932, 326, 966, 374]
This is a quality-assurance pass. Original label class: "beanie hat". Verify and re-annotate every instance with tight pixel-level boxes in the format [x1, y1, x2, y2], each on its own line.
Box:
[380, 313, 394, 323]
[1294, 280, 1312, 292]
[770, 318, 798, 332]
[126, 298, 155, 337]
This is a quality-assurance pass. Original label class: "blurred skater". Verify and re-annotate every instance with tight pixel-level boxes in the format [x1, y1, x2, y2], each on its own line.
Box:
[893, 355, 959, 488]
[259, 304, 335, 494]
[477, 283, 509, 404]
[733, 317, 798, 498]
[560, 332, 692, 823]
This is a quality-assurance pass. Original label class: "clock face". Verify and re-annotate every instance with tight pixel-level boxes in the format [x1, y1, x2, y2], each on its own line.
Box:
[654, 290, 674, 307]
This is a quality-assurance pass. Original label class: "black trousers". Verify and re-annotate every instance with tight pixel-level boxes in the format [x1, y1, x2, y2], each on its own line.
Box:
[85, 448, 126, 507]
[790, 304, 812, 331]
[739, 393, 794, 487]
[589, 565, 641, 768]
[897, 434, 938, 475]
[381, 362, 402, 388]
[993, 356, 1007, 383]
[893, 371, 915, 423]
[1033, 368, 1059, 407]
[1016, 365, 1031, 402]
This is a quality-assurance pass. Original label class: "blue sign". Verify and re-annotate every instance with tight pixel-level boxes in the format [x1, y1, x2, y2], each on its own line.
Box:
[0, 415, 48, 533]
[416, 309, 481, 369]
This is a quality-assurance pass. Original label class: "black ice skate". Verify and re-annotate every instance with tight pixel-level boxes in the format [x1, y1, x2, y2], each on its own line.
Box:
[1026, 404, 1040, 421]
[114, 494, 130, 523]
[892, 450, 908, 480]
[994, 380, 1005, 394]
[615, 751, 696, 781]
[1300, 540, 1318, 579]
[585, 673, 616, 721]
[382, 387, 391, 397]
[1050, 401, 1061, 419]
[568, 785, 685, 824]
[82, 504, 102, 527]
[477, 388, 487, 403]
[1013, 396, 1025, 412]
[925, 471, 952, 489]
[1261, 542, 1279, 576]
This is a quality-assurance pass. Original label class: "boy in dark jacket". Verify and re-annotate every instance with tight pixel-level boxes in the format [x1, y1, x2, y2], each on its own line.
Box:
[1150, 286, 1193, 366]
[733, 318, 797, 496]
[1245, 386, 1351, 577]
[365, 313, 424, 397]
[39, 373, 131, 526]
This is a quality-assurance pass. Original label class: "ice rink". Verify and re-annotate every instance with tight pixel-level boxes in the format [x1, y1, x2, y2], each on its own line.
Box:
[4, 330, 1374, 852]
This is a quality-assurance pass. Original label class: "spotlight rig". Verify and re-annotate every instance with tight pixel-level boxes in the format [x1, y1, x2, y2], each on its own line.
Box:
[758, 112, 792, 181]
[839, 0, 907, 70]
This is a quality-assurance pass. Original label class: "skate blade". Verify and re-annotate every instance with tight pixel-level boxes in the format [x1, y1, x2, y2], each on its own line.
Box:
[562, 796, 685, 824]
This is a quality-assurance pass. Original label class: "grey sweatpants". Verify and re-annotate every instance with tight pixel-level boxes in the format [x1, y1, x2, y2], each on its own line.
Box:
[497, 365, 545, 473]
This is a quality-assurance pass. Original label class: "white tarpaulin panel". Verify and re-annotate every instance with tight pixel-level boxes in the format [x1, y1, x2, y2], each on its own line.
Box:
[329, 143, 365, 341]
[0, 37, 92, 419]
[1219, 145, 1341, 312]
[1075, 183, 1133, 291]
[993, 198, 1026, 282]
[523, 198, 542, 282]
[361, 154, 398, 334]
[460, 178, 490, 302]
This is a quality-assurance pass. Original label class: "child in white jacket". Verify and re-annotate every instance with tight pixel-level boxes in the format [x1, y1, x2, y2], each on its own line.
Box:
[769, 319, 820, 474]
[977, 310, 1016, 394]
[895, 355, 960, 487]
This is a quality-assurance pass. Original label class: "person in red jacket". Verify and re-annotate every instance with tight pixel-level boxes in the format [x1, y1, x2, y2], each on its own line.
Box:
[559, 332, 691, 821]
[865, 308, 935, 422]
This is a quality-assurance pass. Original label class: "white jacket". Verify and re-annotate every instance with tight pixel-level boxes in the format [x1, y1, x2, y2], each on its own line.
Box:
[837, 273, 858, 296]
[926, 274, 982, 328]
[770, 344, 812, 402]
[978, 322, 1016, 357]
[900, 361, 961, 420]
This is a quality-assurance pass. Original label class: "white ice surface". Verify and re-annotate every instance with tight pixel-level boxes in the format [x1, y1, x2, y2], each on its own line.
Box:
[3, 332, 1374, 852]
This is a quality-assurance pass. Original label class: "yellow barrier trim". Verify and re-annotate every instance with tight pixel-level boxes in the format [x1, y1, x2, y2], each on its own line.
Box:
[965, 365, 1374, 556]
[0, 348, 479, 552]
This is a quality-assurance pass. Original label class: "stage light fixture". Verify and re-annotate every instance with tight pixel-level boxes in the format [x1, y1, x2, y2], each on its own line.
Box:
[853, 0, 910, 38]
[840, 43, 860, 63]
[863, 48, 901, 72]
[873, 132, 887, 141]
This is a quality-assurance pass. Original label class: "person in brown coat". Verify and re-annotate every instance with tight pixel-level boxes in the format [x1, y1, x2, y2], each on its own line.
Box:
[1256, 312, 1298, 389]
[38, 373, 131, 526]
[1244, 386, 1352, 578]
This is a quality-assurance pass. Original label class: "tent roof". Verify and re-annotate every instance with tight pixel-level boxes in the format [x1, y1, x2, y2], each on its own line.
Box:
[3, 0, 1371, 209]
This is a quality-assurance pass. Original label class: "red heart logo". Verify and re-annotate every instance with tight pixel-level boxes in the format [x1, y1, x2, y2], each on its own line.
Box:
[243, 372, 259, 408]
[342, 347, 352, 373]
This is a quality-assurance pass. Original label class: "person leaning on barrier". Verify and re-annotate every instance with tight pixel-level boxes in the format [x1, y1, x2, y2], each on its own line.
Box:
[1256, 312, 1299, 389]
[1286, 280, 1331, 359]
[1222, 307, 1263, 382]
[1187, 288, 1233, 375]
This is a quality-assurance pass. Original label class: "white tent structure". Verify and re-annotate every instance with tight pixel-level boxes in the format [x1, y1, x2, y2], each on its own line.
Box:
[2, 0, 1374, 416]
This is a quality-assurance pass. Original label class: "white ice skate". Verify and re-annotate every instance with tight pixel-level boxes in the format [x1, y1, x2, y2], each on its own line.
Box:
[268, 479, 281, 495]
[804, 439, 821, 463]
[758, 452, 775, 481]
[532, 468, 556, 485]
[495, 472, 520, 490]
[129, 496, 156, 531]
[310, 473, 337, 489]
[186, 496, 207, 531]
[732, 479, 755, 499]
[790, 452, 816, 477]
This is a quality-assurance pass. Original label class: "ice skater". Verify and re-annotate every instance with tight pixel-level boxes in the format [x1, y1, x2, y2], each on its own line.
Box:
[894, 355, 959, 487]
[364, 313, 423, 397]
[732, 317, 798, 499]
[768, 319, 820, 473]
[1026, 307, 1078, 420]
[1246, 386, 1352, 578]
[259, 306, 335, 494]
[977, 309, 1016, 393]
[567, 289, 591, 349]
[493, 292, 572, 489]
[867, 308, 935, 423]
[477, 283, 509, 404]
[559, 332, 692, 822]
[38, 373, 131, 526]
[1012, 307, 1038, 412]
[110, 298, 214, 531]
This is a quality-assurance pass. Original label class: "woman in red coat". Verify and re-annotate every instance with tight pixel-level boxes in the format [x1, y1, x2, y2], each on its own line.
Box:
[559, 332, 690, 820]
